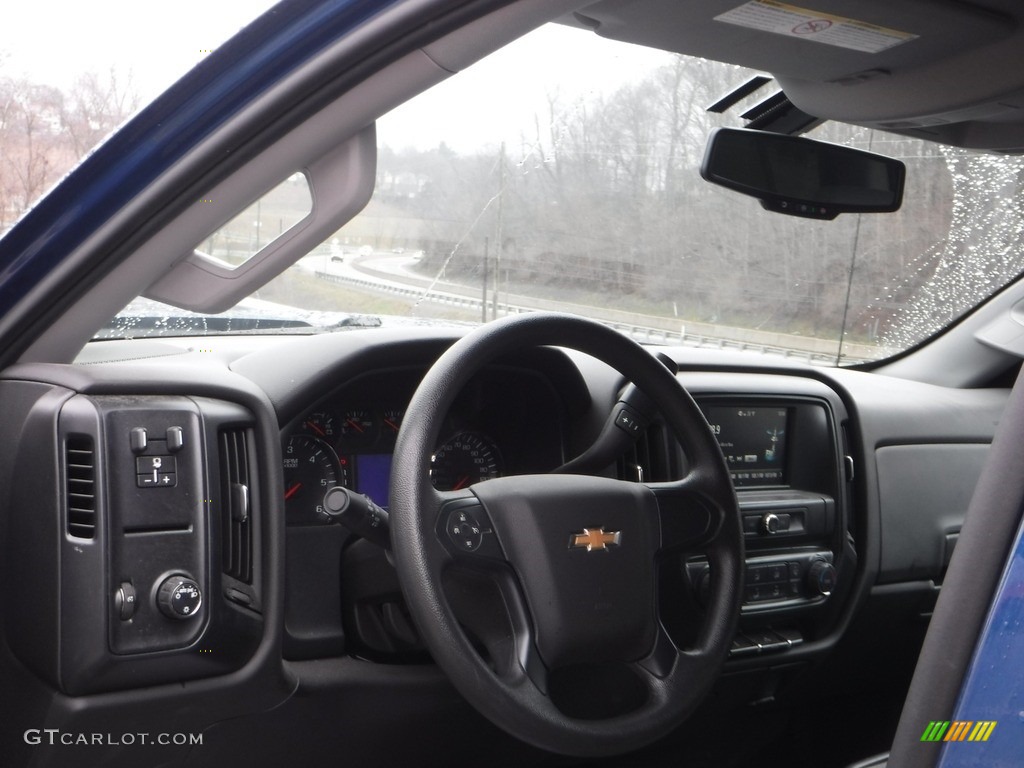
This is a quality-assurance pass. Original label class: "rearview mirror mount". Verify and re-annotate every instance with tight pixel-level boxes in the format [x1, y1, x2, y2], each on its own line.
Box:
[700, 128, 905, 220]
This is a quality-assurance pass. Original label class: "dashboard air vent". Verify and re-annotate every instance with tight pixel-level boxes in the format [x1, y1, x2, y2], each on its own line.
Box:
[220, 429, 253, 583]
[65, 435, 97, 539]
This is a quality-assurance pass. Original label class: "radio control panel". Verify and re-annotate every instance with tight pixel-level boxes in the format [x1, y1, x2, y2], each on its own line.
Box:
[689, 551, 836, 610]
[738, 489, 835, 541]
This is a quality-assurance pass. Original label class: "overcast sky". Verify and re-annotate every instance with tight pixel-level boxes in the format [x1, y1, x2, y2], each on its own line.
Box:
[1, 0, 278, 100]
[2, 2, 674, 152]
[384, 24, 673, 152]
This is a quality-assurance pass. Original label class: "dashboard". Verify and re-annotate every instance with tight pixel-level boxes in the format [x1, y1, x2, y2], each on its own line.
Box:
[0, 326, 1010, 766]
[268, 335, 856, 664]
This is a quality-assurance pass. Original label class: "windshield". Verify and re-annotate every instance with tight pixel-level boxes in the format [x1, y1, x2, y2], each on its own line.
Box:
[0, 1, 277, 230]
[9, 17, 1024, 364]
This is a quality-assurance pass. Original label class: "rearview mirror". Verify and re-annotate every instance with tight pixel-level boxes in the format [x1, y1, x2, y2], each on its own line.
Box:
[700, 128, 905, 220]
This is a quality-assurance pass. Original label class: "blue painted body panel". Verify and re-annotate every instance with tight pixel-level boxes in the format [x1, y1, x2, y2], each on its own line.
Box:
[939, 512, 1024, 766]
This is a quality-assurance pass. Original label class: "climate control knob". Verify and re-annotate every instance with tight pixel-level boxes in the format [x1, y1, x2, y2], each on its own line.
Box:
[157, 575, 203, 620]
[806, 561, 837, 596]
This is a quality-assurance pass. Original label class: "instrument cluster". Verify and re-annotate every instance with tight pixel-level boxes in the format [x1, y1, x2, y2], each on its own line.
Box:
[282, 365, 566, 524]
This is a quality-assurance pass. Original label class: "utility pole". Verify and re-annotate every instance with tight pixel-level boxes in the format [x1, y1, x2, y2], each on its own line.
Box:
[482, 237, 489, 324]
[492, 141, 505, 321]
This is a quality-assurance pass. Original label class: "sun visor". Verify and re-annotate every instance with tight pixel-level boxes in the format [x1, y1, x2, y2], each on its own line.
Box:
[144, 124, 376, 314]
[571, 0, 1013, 85]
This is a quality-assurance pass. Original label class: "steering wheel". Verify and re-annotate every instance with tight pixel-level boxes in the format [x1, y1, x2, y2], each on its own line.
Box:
[389, 313, 743, 757]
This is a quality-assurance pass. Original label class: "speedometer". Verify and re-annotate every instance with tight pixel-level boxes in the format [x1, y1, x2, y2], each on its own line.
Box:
[431, 431, 502, 491]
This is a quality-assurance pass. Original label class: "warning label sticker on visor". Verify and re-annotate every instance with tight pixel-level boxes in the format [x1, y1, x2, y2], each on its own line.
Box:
[715, 0, 918, 54]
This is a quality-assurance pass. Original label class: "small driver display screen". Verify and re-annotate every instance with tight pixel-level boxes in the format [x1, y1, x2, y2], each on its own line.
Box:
[701, 406, 788, 487]
[355, 453, 393, 510]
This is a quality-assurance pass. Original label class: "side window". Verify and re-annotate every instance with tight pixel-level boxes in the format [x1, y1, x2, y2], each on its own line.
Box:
[200, 172, 312, 269]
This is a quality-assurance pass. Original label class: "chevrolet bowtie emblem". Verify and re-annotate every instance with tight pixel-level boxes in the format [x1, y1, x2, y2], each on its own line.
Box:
[570, 527, 622, 552]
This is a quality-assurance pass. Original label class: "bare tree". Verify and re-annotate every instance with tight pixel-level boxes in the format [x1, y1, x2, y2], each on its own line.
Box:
[0, 67, 139, 232]
[60, 68, 140, 158]
[0, 77, 67, 225]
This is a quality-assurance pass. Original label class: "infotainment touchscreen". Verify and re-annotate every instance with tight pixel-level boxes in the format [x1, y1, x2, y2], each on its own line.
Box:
[701, 406, 789, 487]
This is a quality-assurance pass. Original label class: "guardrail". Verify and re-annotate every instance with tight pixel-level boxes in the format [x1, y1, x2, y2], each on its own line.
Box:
[315, 271, 860, 365]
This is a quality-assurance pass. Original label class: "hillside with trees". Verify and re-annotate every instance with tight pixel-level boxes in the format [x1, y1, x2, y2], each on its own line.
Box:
[367, 54, 1024, 359]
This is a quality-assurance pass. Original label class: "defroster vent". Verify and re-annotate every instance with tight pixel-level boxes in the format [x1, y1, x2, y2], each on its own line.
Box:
[220, 429, 253, 583]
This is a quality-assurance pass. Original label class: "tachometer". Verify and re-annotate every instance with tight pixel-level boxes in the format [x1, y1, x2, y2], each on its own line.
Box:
[283, 435, 347, 523]
[431, 431, 502, 491]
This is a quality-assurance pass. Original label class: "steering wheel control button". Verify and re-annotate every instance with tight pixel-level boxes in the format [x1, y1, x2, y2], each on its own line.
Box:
[157, 575, 203, 620]
[449, 509, 484, 552]
[614, 407, 644, 436]
[438, 500, 503, 560]
[115, 582, 137, 621]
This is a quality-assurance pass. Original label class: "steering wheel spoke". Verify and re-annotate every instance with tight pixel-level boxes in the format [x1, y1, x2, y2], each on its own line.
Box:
[648, 477, 727, 552]
[634, 622, 684, 680]
[509, 613, 550, 696]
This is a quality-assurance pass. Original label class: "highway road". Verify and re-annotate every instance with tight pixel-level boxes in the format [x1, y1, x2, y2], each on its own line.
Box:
[291, 251, 877, 365]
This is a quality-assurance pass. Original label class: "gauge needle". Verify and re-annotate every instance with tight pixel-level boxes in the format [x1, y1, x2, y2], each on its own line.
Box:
[306, 421, 326, 437]
[384, 419, 400, 432]
[346, 418, 365, 433]
[284, 482, 302, 500]
[452, 475, 471, 491]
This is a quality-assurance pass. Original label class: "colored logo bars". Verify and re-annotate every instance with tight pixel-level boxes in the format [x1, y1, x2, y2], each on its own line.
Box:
[920, 721, 996, 743]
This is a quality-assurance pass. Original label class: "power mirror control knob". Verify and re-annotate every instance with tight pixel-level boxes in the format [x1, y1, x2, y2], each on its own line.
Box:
[157, 575, 203, 620]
